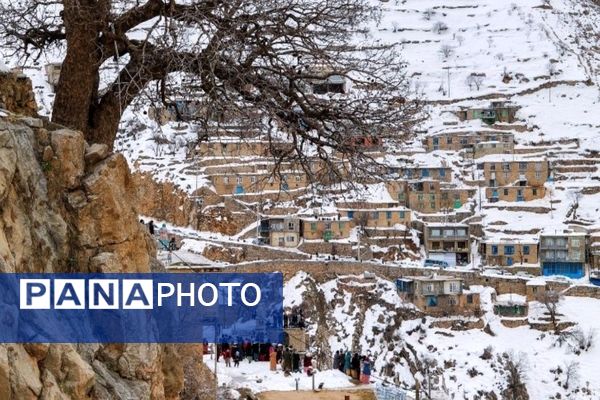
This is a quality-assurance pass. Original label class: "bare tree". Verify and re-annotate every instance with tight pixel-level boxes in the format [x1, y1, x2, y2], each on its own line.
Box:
[456, 35, 465, 46]
[466, 73, 485, 91]
[538, 290, 563, 334]
[439, 44, 454, 60]
[563, 360, 580, 390]
[422, 9, 435, 21]
[432, 21, 449, 34]
[0, 0, 420, 182]
[502, 352, 529, 400]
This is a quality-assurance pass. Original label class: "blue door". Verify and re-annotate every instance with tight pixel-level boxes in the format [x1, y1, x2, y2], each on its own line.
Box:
[235, 185, 244, 194]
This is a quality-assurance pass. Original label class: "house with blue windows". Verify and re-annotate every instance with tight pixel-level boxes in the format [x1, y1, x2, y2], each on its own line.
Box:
[480, 238, 539, 267]
[396, 274, 480, 316]
[539, 232, 587, 279]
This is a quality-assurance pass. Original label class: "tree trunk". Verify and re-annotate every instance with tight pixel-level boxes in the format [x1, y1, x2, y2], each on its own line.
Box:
[51, 1, 102, 136]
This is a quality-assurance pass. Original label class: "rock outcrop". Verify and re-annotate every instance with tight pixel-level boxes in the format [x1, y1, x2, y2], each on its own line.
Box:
[0, 78, 214, 398]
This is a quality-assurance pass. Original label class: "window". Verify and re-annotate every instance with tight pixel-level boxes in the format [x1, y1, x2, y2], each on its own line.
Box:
[519, 162, 527, 171]
[456, 228, 467, 237]
[223, 176, 230, 184]
[286, 235, 295, 243]
[310, 223, 317, 231]
[431, 229, 442, 237]
[325, 222, 332, 230]
[448, 281, 460, 293]
[424, 284, 435, 294]
[398, 193, 405, 202]
[535, 162, 543, 171]
[430, 202, 436, 209]
[571, 238, 581, 247]
[399, 211, 405, 219]
[426, 296, 438, 307]
[447, 297, 458, 306]
[429, 183, 436, 190]
[504, 172, 510, 180]
[532, 188, 538, 196]
[236, 176, 243, 184]
[523, 245, 530, 255]
[466, 294, 474, 304]
[447, 137, 453, 144]
[439, 168, 446, 177]
[490, 164, 496, 171]
[506, 257, 513, 266]
[443, 228, 455, 237]
[295, 175, 301, 182]
[535, 171, 541, 180]
[418, 194, 424, 201]
[503, 188, 509, 196]
[429, 194, 436, 201]
[339, 222, 345, 230]
[460, 138, 468, 145]
[502, 162, 510, 171]
[371, 211, 379, 220]
[288, 222, 295, 230]
[505, 245, 515, 255]
[492, 245, 498, 255]
[250, 176, 257, 183]
[347, 211, 354, 219]
[386, 211, 392, 219]
[422, 169, 430, 178]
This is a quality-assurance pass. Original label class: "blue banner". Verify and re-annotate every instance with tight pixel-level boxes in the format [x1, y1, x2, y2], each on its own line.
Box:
[0, 273, 283, 343]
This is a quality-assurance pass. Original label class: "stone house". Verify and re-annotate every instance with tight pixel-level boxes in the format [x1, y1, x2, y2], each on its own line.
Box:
[210, 169, 308, 195]
[525, 278, 547, 301]
[195, 140, 292, 158]
[396, 274, 480, 316]
[539, 232, 587, 278]
[485, 186, 546, 203]
[395, 166, 453, 182]
[311, 74, 348, 94]
[480, 239, 539, 267]
[589, 230, 600, 269]
[424, 130, 514, 155]
[259, 217, 301, 247]
[423, 223, 471, 266]
[299, 215, 352, 241]
[494, 293, 528, 317]
[388, 180, 474, 213]
[455, 101, 519, 124]
[338, 204, 411, 229]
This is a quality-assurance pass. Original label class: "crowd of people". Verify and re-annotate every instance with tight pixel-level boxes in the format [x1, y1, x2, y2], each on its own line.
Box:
[218, 342, 317, 376]
[333, 350, 371, 384]
[140, 219, 178, 251]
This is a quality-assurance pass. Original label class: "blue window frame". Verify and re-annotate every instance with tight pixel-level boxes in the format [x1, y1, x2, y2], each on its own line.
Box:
[505, 245, 515, 255]
[507, 257, 513, 266]
[386, 211, 392, 219]
[399, 211, 405, 219]
[426, 296, 438, 307]
[523, 245, 530, 255]
[439, 168, 446, 177]
[347, 211, 354, 219]
[492, 245, 498, 255]
[421, 169, 430, 178]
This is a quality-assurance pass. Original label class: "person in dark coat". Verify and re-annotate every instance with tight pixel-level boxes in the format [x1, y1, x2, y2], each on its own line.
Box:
[351, 353, 360, 380]
[303, 352, 313, 374]
[283, 347, 292, 372]
[333, 351, 340, 371]
[292, 352, 300, 372]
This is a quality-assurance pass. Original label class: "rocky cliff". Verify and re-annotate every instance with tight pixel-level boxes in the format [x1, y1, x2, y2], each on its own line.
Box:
[0, 72, 214, 399]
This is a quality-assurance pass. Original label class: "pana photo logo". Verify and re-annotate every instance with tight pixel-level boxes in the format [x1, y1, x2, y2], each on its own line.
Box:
[20, 278, 262, 309]
[0, 273, 283, 344]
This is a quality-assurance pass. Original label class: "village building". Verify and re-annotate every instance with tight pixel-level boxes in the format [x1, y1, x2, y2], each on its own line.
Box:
[259, 217, 301, 247]
[387, 180, 474, 213]
[525, 278, 548, 301]
[455, 101, 520, 125]
[539, 232, 587, 278]
[338, 204, 411, 228]
[310, 74, 348, 94]
[478, 156, 549, 202]
[589, 229, 600, 270]
[194, 139, 293, 159]
[396, 274, 480, 316]
[423, 223, 471, 266]
[210, 169, 308, 195]
[424, 130, 514, 156]
[299, 214, 352, 242]
[480, 238, 539, 267]
[494, 293, 528, 317]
